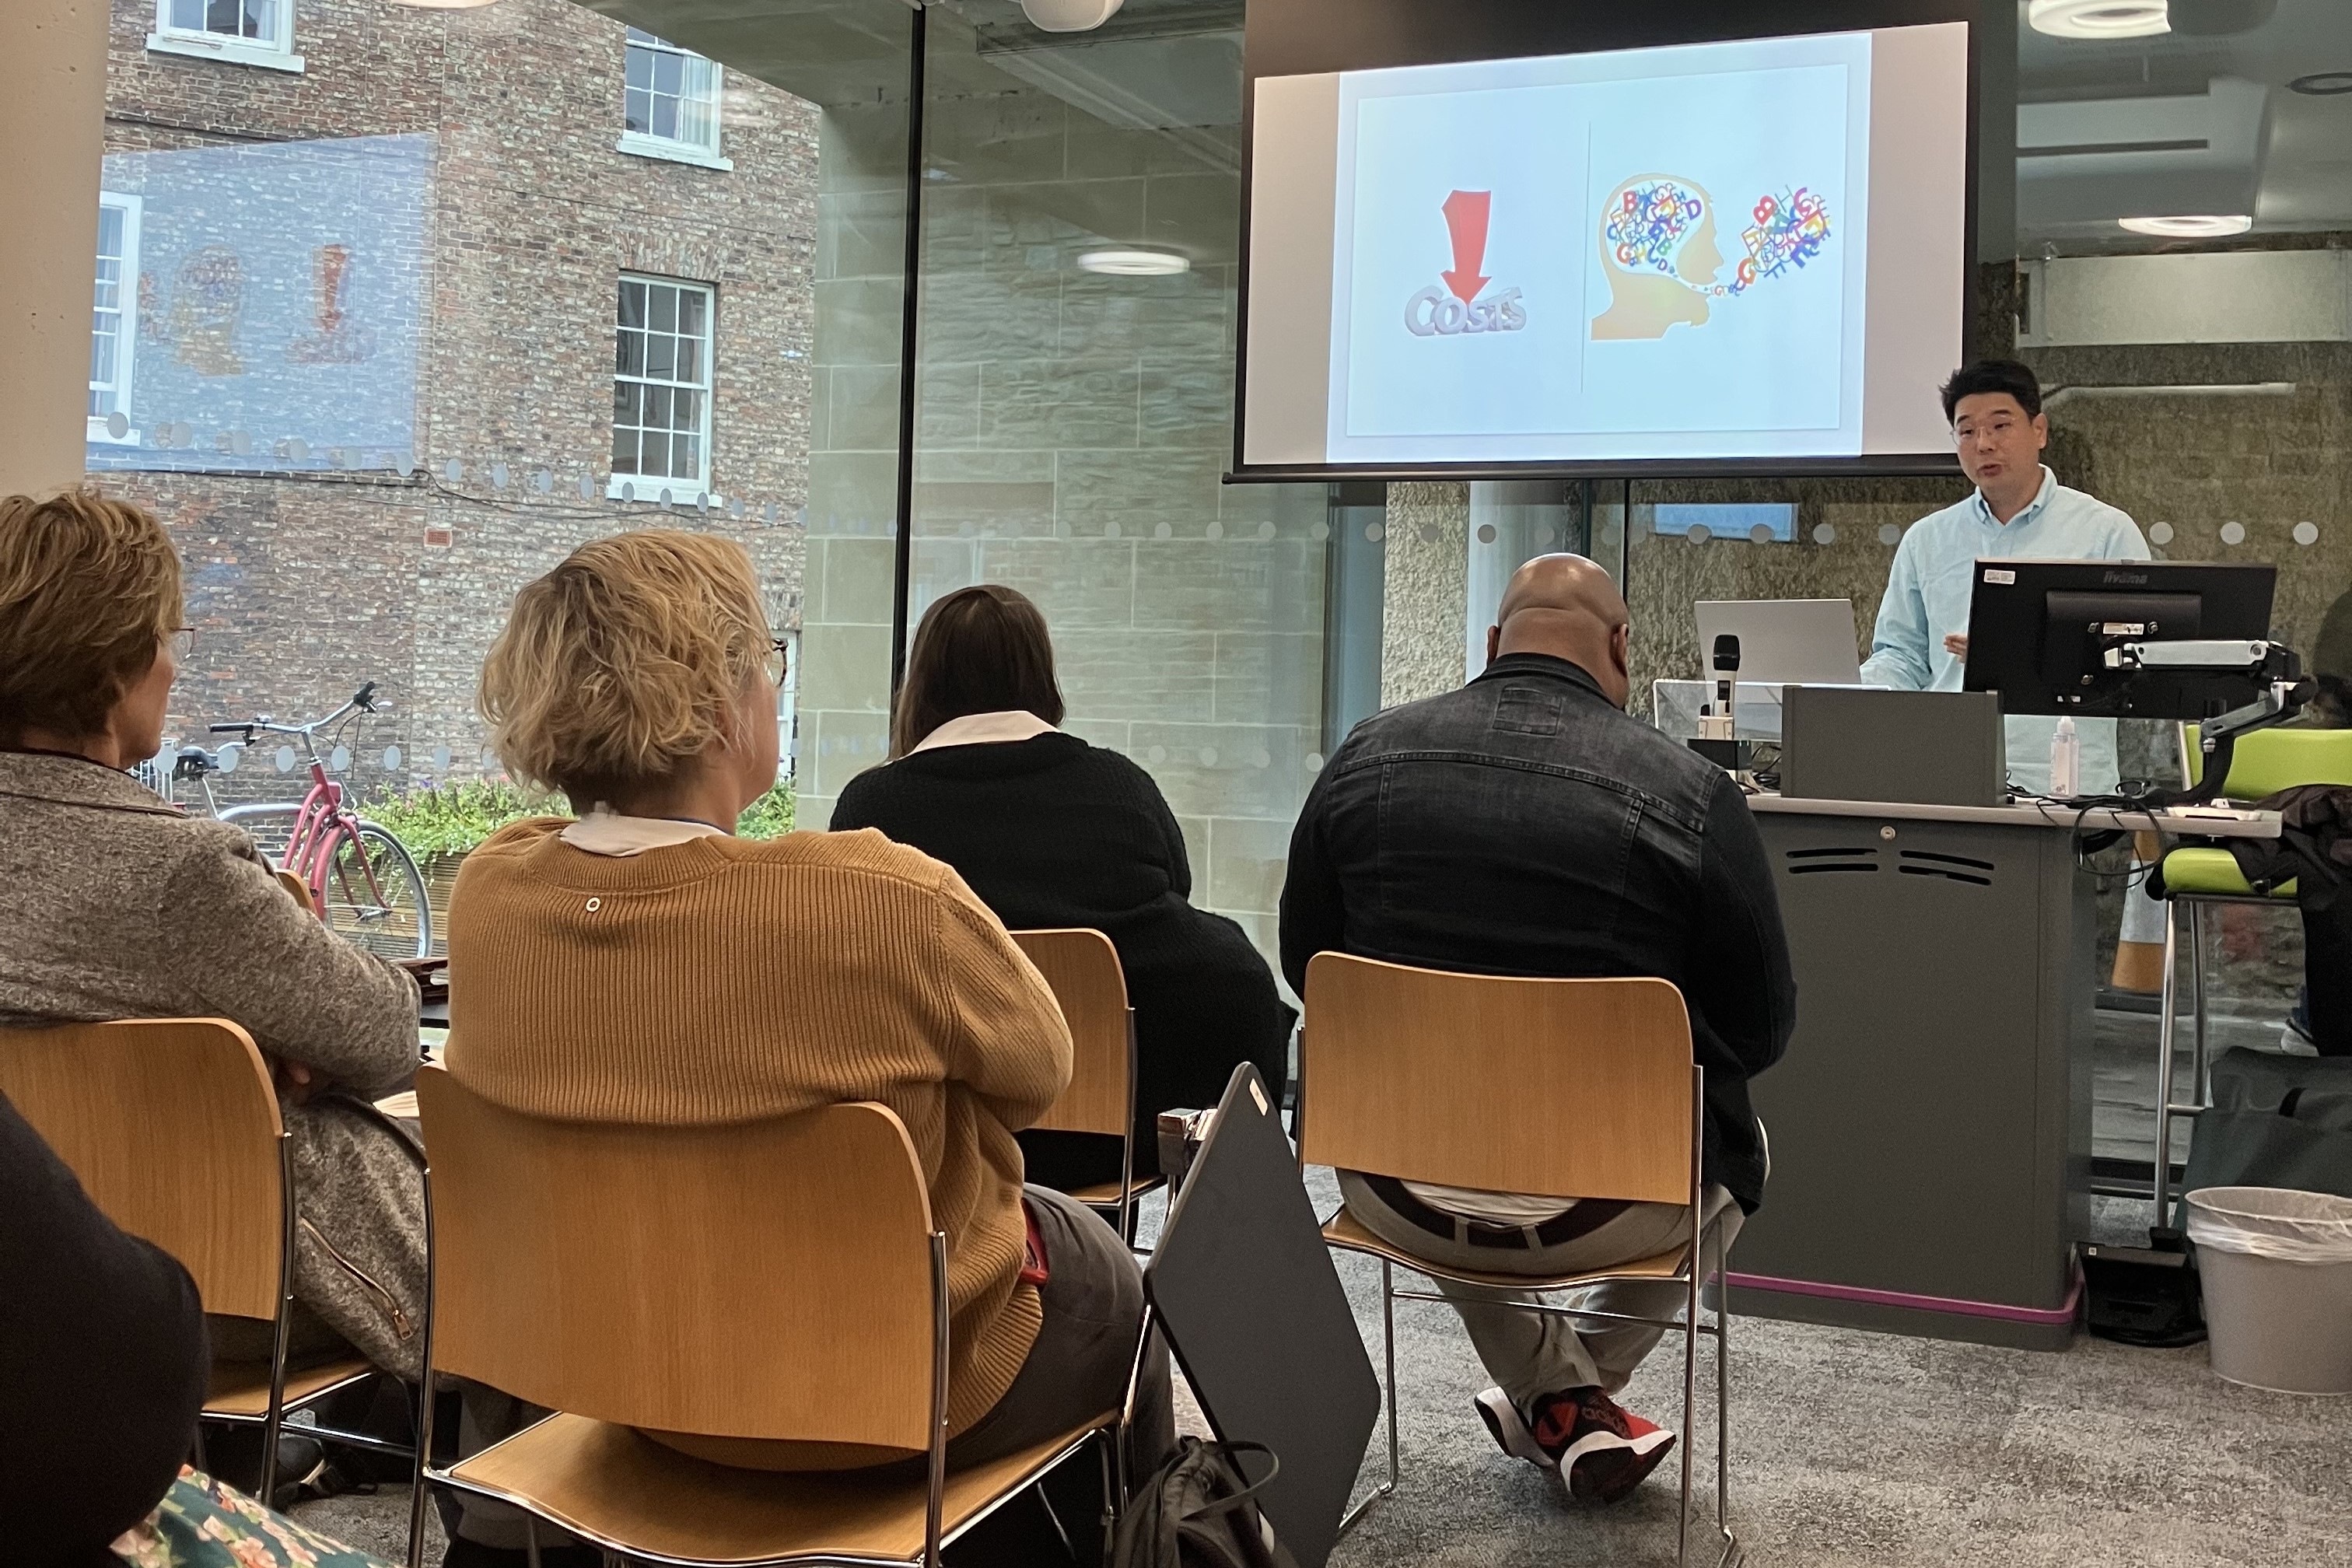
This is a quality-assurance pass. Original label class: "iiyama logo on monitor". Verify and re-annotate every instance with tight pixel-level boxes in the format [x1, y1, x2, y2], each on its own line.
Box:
[1403, 189, 1527, 337]
[2102, 569, 2153, 586]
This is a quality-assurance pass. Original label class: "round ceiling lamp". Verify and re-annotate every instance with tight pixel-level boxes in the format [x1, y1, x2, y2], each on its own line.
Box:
[2288, 72, 2352, 96]
[2118, 214, 2253, 236]
[1077, 249, 1189, 276]
[2028, 0, 2169, 39]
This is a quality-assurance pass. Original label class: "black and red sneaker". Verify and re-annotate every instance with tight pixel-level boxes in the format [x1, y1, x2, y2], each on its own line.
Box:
[1474, 1385, 1675, 1503]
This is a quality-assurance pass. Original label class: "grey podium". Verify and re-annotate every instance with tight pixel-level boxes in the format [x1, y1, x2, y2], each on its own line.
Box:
[1728, 794, 2277, 1350]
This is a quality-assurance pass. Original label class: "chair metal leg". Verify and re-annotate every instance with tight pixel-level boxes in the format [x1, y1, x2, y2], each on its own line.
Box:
[1335, 1258, 1399, 1539]
[2153, 899, 2182, 1227]
[523, 1519, 543, 1568]
[407, 1171, 443, 1568]
[1678, 1226, 1700, 1566]
[2189, 901, 2211, 1107]
[1716, 1273, 1731, 1531]
[261, 1142, 300, 1503]
[1098, 1430, 1119, 1568]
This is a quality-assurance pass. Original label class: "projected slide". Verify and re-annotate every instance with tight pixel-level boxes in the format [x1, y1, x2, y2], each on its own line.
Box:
[1239, 23, 1968, 471]
[1331, 34, 1867, 460]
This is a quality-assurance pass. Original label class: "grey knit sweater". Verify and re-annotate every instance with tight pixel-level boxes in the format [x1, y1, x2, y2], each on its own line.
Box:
[0, 750, 425, 1378]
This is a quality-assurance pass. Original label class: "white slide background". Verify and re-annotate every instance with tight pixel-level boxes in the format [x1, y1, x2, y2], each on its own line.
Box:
[1327, 33, 1873, 464]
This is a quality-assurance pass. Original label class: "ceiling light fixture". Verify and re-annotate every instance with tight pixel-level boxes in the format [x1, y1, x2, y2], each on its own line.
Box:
[1078, 249, 1189, 276]
[1020, 0, 1124, 31]
[2118, 213, 2253, 236]
[2028, 0, 2170, 39]
[2288, 72, 2352, 96]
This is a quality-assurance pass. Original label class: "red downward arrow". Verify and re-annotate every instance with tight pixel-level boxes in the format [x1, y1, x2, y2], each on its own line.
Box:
[1440, 189, 1492, 303]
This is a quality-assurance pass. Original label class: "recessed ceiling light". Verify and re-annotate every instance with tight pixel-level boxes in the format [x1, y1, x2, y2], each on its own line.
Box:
[1077, 249, 1189, 276]
[2028, 0, 2169, 40]
[2118, 214, 2253, 236]
[2289, 72, 2352, 96]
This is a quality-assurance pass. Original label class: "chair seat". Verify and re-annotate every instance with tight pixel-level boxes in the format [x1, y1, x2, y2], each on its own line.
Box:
[208, 1356, 376, 1419]
[1321, 1209, 1691, 1292]
[1067, 1174, 1167, 1209]
[446, 1410, 1115, 1565]
[2162, 845, 2294, 900]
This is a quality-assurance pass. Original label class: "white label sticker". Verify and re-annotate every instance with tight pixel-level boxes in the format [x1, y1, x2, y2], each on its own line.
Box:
[1249, 1078, 1269, 1115]
[1983, 568, 2017, 585]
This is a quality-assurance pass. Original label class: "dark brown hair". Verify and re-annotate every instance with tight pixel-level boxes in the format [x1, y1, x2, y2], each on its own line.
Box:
[891, 584, 1065, 757]
[1940, 358, 2042, 424]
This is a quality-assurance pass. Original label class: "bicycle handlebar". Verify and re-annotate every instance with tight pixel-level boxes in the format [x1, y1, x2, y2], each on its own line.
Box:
[208, 723, 256, 735]
[353, 681, 378, 712]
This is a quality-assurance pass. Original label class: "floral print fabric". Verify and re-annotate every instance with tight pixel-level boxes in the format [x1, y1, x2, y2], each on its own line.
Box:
[112, 1468, 389, 1568]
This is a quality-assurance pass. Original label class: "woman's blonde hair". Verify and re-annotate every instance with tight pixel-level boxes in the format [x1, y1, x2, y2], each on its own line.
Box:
[480, 530, 772, 803]
[0, 488, 183, 747]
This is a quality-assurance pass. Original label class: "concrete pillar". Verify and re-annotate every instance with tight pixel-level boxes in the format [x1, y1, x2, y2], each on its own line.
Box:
[0, 0, 107, 496]
[1380, 481, 1469, 708]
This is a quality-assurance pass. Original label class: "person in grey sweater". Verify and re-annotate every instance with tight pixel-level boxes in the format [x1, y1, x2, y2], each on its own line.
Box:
[0, 489, 424, 1381]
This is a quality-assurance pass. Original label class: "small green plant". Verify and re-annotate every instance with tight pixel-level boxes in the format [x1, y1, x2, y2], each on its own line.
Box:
[738, 779, 797, 840]
[363, 778, 565, 857]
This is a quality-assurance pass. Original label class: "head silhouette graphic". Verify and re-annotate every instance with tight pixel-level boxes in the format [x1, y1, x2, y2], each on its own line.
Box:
[1591, 176, 1724, 341]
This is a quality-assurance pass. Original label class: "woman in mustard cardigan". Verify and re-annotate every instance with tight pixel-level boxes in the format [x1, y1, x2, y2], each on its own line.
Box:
[450, 528, 1172, 1479]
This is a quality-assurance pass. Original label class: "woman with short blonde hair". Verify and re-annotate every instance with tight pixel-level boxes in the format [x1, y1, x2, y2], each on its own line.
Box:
[452, 529, 1173, 1479]
[0, 488, 425, 1398]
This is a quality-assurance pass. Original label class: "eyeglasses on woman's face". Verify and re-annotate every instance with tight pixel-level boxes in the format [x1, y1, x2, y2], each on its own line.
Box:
[763, 637, 790, 688]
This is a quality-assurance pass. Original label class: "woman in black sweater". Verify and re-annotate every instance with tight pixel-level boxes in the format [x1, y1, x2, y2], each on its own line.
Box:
[831, 584, 1294, 1188]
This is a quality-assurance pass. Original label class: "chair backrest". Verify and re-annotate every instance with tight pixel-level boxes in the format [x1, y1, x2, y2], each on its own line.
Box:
[2184, 723, 2352, 799]
[413, 1067, 940, 1451]
[1012, 928, 1131, 1139]
[0, 1018, 285, 1318]
[275, 868, 314, 912]
[1297, 954, 1694, 1206]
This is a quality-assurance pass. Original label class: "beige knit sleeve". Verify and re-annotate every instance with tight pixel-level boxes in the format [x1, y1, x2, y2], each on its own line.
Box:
[930, 864, 1072, 1131]
[159, 822, 422, 1098]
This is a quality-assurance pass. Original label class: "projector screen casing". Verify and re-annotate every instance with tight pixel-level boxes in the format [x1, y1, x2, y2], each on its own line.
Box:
[1233, 0, 1986, 483]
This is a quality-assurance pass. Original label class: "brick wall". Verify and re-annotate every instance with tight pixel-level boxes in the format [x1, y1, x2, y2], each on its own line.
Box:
[94, 0, 818, 800]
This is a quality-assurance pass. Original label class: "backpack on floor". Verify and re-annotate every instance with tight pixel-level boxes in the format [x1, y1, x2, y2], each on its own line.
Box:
[1111, 1438, 1298, 1568]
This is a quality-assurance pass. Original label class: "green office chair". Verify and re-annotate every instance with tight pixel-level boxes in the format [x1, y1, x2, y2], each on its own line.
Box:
[2149, 724, 2352, 1223]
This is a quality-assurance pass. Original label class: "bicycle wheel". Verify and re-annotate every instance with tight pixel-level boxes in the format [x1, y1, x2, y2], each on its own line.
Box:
[320, 822, 434, 961]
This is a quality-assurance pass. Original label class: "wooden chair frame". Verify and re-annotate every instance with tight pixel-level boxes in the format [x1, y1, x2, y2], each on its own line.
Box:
[1011, 929, 1166, 1246]
[0, 1018, 395, 1499]
[1294, 957, 1738, 1568]
[405, 1073, 1137, 1568]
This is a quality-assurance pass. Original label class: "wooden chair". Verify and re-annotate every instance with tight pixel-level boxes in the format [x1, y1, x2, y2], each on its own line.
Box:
[1012, 929, 1166, 1244]
[1297, 954, 1737, 1568]
[0, 1018, 383, 1498]
[2149, 724, 2352, 1220]
[407, 1068, 1129, 1568]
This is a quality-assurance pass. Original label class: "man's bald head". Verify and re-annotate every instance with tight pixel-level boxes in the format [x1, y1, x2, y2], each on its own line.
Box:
[1486, 554, 1633, 708]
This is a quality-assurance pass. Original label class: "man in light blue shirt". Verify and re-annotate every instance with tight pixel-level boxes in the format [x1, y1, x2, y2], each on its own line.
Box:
[1862, 359, 2149, 794]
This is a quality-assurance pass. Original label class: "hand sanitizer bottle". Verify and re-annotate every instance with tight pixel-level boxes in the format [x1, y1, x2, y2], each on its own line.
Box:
[2050, 716, 2081, 799]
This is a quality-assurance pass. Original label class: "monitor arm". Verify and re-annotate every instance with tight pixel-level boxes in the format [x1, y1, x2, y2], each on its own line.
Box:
[2103, 640, 2315, 805]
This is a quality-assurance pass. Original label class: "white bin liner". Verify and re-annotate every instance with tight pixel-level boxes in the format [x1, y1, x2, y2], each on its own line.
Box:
[2186, 1187, 2352, 1264]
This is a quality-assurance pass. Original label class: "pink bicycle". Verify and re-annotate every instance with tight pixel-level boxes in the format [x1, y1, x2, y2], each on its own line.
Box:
[200, 682, 433, 960]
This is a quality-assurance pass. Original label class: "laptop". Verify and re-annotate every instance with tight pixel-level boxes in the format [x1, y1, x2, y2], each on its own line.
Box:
[1693, 599, 1864, 686]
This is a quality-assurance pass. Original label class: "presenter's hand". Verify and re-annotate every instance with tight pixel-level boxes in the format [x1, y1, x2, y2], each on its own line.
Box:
[1943, 633, 1969, 659]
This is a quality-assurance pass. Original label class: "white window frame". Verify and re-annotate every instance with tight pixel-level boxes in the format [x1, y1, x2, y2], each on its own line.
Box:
[89, 193, 143, 447]
[148, 0, 304, 74]
[608, 275, 719, 506]
[617, 29, 732, 171]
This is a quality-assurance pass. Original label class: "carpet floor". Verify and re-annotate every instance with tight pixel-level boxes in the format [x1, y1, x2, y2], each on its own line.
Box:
[285, 1176, 2350, 1568]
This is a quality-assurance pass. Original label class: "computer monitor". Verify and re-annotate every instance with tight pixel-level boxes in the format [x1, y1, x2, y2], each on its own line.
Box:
[1693, 600, 1863, 687]
[1962, 560, 2277, 719]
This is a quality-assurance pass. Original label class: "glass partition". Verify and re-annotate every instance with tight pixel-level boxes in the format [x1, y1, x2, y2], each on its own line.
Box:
[842, 0, 1327, 969]
[84, 0, 915, 946]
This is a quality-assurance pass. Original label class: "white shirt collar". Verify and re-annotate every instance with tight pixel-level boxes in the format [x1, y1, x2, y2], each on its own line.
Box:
[1969, 466, 2056, 530]
[558, 804, 730, 858]
[909, 709, 1059, 754]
